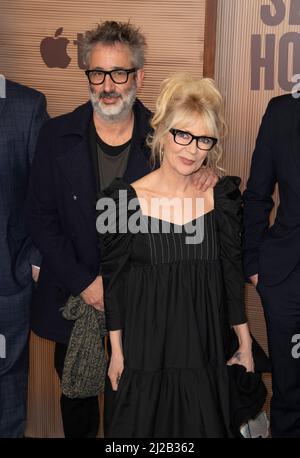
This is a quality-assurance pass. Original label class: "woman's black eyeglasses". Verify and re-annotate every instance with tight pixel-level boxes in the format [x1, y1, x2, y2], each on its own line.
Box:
[169, 128, 217, 151]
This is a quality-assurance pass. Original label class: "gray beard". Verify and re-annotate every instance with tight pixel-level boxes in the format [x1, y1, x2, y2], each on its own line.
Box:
[89, 84, 137, 123]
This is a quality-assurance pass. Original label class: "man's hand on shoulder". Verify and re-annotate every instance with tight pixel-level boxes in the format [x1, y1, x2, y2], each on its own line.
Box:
[192, 167, 219, 192]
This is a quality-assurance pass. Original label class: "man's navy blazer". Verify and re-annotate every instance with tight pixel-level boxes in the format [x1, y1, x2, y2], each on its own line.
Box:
[243, 94, 300, 286]
[26, 98, 152, 343]
[0, 79, 48, 296]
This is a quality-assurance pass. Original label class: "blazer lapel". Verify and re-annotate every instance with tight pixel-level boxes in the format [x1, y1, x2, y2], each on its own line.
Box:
[123, 136, 150, 183]
[56, 137, 97, 232]
[54, 101, 98, 233]
[123, 99, 152, 183]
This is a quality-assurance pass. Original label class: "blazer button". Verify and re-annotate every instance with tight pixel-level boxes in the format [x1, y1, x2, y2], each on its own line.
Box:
[73, 194, 78, 200]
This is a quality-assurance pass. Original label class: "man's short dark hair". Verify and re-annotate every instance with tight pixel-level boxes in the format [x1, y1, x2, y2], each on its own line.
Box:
[83, 21, 147, 69]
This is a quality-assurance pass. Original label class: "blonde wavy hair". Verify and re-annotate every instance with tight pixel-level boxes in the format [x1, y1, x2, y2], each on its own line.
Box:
[147, 73, 226, 170]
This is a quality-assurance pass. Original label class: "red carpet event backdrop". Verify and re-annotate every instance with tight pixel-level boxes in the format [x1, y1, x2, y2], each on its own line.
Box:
[1, 0, 299, 437]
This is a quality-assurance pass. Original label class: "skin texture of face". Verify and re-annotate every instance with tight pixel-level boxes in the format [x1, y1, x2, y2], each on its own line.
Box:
[161, 116, 211, 177]
[88, 42, 144, 122]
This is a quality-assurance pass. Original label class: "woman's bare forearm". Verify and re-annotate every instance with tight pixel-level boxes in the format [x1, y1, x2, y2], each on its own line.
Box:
[232, 322, 252, 349]
[110, 329, 123, 356]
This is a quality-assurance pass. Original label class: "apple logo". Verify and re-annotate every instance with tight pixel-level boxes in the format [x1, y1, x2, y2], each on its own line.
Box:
[40, 27, 71, 68]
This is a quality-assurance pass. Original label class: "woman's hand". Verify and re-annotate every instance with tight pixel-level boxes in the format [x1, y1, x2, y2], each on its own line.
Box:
[108, 353, 124, 391]
[227, 345, 254, 372]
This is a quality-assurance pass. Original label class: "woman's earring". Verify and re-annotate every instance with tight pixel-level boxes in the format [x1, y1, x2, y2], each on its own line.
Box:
[160, 148, 164, 162]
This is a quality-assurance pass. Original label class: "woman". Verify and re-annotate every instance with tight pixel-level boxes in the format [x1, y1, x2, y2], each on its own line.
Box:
[98, 73, 253, 438]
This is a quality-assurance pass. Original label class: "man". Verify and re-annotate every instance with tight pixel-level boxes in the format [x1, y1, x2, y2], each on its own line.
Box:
[26, 21, 217, 438]
[0, 78, 48, 437]
[243, 93, 300, 437]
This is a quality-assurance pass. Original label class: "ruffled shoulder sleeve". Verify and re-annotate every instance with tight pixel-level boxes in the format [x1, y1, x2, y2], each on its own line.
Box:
[97, 178, 138, 330]
[214, 176, 247, 326]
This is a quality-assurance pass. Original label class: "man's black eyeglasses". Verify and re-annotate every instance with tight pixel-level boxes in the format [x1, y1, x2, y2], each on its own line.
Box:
[85, 68, 136, 85]
[169, 128, 218, 151]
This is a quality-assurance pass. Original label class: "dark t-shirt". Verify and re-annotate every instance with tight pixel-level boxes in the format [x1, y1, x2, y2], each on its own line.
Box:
[89, 119, 131, 193]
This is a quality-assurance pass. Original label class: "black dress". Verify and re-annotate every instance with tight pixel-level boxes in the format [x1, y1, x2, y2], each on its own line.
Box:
[99, 176, 247, 438]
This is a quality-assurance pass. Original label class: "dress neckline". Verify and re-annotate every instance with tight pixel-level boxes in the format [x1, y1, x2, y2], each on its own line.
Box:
[128, 183, 215, 228]
[142, 210, 214, 228]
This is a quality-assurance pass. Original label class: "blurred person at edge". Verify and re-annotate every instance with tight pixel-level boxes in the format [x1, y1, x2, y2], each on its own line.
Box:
[26, 21, 218, 438]
[244, 94, 300, 437]
[0, 78, 48, 437]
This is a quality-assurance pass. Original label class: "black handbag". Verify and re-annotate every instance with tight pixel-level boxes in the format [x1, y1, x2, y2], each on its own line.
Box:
[226, 329, 271, 437]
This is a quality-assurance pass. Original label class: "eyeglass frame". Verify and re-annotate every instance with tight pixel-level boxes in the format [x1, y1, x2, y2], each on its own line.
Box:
[169, 128, 218, 151]
[85, 68, 137, 85]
